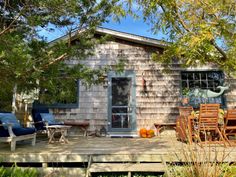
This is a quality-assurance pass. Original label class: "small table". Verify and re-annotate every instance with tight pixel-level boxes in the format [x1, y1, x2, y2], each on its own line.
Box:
[45, 125, 71, 144]
[154, 123, 176, 136]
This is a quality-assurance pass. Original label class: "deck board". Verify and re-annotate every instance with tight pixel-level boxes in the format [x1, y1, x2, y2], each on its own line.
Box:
[89, 163, 166, 172]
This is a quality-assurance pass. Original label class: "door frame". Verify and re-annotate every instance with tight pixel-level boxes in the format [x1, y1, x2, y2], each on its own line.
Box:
[107, 70, 136, 132]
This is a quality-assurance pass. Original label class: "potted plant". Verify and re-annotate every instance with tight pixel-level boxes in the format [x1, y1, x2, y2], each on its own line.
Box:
[181, 87, 190, 106]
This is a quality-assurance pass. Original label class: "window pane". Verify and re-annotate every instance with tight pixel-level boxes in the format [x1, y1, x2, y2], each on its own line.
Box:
[39, 79, 78, 105]
[182, 81, 188, 88]
[208, 81, 214, 88]
[188, 73, 194, 80]
[194, 73, 200, 80]
[201, 80, 207, 88]
[201, 73, 207, 80]
[181, 73, 188, 80]
[112, 78, 132, 106]
[189, 81, 194, 88]
[194, 81, 201, 88]
[208, 72, 220, 80]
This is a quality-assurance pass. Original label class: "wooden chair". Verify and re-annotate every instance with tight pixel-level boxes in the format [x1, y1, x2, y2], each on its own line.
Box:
[0, 113, 36, 151]
[222, 109, 236, 146]
[176, 106, 193, 142]
[195, 104, 226, 146]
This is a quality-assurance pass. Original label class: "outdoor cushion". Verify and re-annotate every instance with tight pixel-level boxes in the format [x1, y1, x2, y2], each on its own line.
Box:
[0, 128, 9, 137]
[40, 113, 56, 124]
[0, 127, 35, 137]
[0, 121, 4, 131]
[0, 120, 9, 137]
[12, 127, 36, 136]
[32, 107, 49, 131]
[0, 113, 21, 130]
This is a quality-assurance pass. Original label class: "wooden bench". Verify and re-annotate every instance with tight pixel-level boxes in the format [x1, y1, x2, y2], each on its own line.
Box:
[154, 123, 176, 136]
[64, 120, 90, 136]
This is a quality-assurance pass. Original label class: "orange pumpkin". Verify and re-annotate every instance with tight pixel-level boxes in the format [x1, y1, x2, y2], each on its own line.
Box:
[147, 129, 155, 138]
[140, 128, 147, 138]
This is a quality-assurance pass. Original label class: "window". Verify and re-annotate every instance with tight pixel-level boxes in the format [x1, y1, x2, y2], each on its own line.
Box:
[181, 71, 226, 108]
[38, 79, 79, 108]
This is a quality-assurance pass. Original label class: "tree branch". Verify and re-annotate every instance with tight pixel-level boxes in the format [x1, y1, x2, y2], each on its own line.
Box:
[0, 1, 28, 36]
[42, 53, 68, 69]
[172, 4, 191, 33]
[210, 40, 227, 61]
[159, 4, 184, 35]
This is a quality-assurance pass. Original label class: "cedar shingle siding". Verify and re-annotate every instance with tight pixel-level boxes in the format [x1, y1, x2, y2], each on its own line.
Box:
[52, 35, 236, 134]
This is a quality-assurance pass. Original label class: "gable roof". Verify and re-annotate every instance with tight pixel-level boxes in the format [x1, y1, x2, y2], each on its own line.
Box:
[50, 27, 168, 48]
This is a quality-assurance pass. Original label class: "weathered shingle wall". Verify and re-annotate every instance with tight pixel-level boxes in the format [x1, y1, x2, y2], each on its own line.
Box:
[53, 39, 236, 133]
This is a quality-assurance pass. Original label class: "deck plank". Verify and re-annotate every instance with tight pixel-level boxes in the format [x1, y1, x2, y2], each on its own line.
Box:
[89, 163, 165, 172]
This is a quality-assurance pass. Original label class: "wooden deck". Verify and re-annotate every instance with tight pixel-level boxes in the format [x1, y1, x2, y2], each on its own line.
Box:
[0, 133, 236, 176]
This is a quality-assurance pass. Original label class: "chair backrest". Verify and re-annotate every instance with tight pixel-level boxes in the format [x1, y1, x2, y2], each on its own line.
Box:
[199, 104, 220, 130]
[224, 109, 236, 129]
[31, 106, 49, 131]
[0, 113, 21, 129]
[178, 106, 193, 117]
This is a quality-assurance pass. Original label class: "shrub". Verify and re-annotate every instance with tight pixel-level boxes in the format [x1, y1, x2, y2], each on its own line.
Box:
[0, 165, 38, 177]
[163, 137, 236, 177]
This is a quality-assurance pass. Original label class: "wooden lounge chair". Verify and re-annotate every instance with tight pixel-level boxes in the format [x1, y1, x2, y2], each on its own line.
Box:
[31, 107, 63, 133]
[194, 104, 226, 146]
[222, 109, 236, 146]
[176, 106, 193, 142]
[0, 113, 36, 151]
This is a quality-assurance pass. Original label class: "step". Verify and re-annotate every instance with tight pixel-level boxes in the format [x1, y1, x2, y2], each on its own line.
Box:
[89, 163, 166, 173]
[107, 132, 139, 138]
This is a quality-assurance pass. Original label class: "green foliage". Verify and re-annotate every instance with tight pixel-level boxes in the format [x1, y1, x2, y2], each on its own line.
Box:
[182, 87, 190, 96]
[0, 0, 123, 108]
[128, 0, 236, 75]
[0, 165, 38, 177]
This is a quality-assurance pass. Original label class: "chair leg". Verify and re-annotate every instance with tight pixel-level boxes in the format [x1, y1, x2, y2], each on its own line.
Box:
[32, 134, 36, 146]
[217, 128, 227, 147]
[222, 132, 232, 146]
[10, 140, 16, 151]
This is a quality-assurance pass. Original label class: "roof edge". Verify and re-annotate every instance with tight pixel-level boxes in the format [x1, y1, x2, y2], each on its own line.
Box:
[50, 27, 169, 48]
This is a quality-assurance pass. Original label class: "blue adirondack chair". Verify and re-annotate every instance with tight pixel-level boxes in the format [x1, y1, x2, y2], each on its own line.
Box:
[31, 106, 63, 133]
[0, 113, 36, 151]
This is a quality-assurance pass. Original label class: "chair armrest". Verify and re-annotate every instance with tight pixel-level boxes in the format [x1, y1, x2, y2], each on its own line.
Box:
[0, 123, 16, 137]
[31, 121, 46, 125]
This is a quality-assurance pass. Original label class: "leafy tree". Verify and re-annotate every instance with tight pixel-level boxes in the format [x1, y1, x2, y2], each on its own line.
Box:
[128, 0, 236, 73]
[0, 0, 123, 110]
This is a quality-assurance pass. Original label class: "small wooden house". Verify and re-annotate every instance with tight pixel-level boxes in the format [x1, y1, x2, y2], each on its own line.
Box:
[44, 27, 236, 137]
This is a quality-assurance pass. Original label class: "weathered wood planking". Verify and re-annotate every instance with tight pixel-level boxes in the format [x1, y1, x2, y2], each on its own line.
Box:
[48, 36, 236, 133]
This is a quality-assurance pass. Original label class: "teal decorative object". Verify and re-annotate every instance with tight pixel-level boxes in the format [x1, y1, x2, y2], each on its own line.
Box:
[189, 86, 229, 98]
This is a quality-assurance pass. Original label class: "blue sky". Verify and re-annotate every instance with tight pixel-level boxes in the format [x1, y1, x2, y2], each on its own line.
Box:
[102, 15, 166, 40]
[40, 15, 166, 42]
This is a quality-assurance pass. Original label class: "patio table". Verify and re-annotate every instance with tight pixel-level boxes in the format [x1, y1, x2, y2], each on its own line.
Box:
[45, 125, 71, 144]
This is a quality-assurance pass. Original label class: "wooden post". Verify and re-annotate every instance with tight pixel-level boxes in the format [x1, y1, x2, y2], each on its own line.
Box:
[12, 84, 17, 113]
